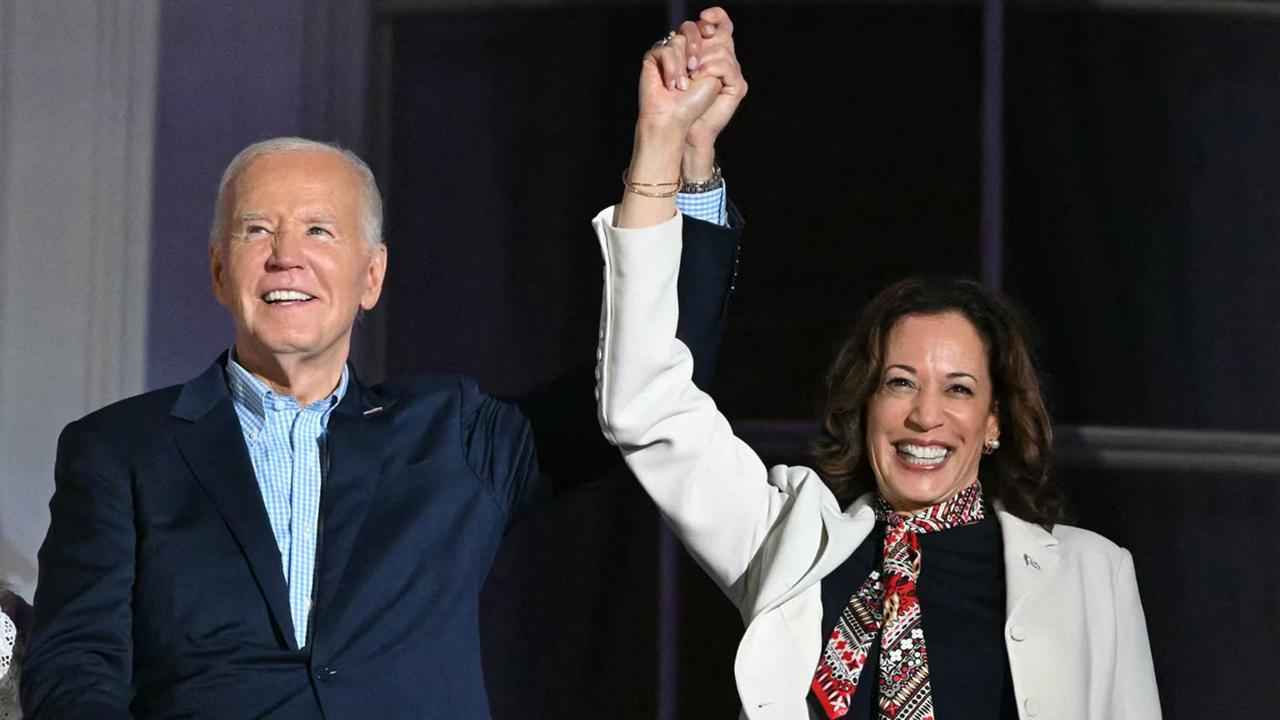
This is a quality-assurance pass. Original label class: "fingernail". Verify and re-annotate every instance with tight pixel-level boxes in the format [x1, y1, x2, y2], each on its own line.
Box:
[704, 24, 715, 35]
[688, 55, 699, 70]
[678, 76, 689, 91]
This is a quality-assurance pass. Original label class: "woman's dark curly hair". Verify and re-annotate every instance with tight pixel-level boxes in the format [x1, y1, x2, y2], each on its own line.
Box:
[810, 277, 1065, 528]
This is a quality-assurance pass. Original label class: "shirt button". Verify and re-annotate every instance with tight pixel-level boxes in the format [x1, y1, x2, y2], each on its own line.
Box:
[1024, 697, 1041, 716]
[1009, 624, 1027, 642]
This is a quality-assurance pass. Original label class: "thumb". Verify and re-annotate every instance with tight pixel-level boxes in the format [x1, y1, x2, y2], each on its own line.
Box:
[679, 75, 722, 120]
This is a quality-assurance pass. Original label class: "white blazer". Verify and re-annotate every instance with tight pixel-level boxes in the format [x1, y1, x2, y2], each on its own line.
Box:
[592, 207, 1162, 720]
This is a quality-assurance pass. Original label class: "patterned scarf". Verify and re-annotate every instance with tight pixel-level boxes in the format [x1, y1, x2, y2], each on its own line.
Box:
[811, 481, 985, 719]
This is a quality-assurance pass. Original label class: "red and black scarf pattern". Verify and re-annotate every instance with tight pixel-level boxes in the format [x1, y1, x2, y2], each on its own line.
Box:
[811, 481, 986, 719]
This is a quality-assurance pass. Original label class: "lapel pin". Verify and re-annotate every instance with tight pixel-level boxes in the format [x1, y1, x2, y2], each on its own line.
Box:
[1023, 553, 1041, 570]
[363, 406, 384, 416]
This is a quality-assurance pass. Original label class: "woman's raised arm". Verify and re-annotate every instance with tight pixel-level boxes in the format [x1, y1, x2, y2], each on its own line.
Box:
[594, 16, 790, 604]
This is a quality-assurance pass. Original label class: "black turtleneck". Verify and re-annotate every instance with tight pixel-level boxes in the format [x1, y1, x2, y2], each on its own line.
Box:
[807, 510, 1019, 719]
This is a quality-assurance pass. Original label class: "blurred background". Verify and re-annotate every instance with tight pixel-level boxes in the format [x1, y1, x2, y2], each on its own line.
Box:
[1, 0, 1277, 716]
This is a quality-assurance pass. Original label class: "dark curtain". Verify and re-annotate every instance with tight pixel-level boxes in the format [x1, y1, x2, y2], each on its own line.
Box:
[1004, 9, 1280, 432]
[1005, 9, 1280, 715]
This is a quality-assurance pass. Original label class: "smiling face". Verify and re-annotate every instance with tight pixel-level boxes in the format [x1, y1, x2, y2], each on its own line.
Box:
[864, 312, 1000, 513]
[210, 149, 387, 375]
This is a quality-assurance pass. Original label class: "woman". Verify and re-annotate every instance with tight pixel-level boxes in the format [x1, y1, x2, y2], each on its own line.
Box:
[595, 20, 1160, 719]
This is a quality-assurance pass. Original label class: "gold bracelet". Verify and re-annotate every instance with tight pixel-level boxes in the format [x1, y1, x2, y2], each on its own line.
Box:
[622, 168, 680, 198]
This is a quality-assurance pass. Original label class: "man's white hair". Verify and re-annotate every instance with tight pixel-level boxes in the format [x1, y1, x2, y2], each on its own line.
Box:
[208, 137, 384, 250]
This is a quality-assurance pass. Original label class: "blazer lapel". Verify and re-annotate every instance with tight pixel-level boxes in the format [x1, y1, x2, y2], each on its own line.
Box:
[311, 376, 397, 641]
[806, 494, 877, 587]
[759, 487, 877, 615]
[996, 507, 1061, 621]
[171, 358, 298, 649]
[736, 487, 876, 715]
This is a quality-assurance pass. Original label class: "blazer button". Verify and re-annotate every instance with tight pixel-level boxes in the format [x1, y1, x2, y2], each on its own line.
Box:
[315, 666, 338, 681]
[1024, 697, 1041, 716]
[1008, 624, 1027, 641]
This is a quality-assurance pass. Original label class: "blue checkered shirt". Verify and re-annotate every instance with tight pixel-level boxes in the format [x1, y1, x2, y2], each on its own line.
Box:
[676, 184, 728, 226]
[225, 354, 349, 649]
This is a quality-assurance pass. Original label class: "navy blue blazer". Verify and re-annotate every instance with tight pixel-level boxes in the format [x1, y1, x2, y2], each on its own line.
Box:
[22, 214, 742, 720]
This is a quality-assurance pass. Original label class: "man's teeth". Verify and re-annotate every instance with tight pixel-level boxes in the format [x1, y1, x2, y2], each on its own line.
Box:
[896, 443, 950, 466]
[263, 290, 314, 303]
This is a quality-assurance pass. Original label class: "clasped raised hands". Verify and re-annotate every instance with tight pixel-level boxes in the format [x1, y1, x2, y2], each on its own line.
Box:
[619, 7, 746, 228]
[638, 6, 747, 164]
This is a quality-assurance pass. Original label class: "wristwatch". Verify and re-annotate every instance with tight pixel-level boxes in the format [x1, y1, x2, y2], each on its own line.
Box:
[680, 162, 723, 193]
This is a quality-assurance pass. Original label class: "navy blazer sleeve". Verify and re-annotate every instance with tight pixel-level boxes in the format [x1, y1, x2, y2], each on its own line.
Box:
[22, 421, 137, 720]
[677, 208, 743, 392]
[473, 209, 744, 522]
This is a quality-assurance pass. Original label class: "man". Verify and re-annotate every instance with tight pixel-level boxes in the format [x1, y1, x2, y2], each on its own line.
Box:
[21, 9, 745, 720]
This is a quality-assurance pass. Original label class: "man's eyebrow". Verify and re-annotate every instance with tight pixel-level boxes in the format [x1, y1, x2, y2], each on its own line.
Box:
[237, 212, 270, 223]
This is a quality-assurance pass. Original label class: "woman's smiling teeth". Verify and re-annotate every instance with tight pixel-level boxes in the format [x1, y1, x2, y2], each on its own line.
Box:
[894, 442, 952, 466]
[262, 290, 315, 304]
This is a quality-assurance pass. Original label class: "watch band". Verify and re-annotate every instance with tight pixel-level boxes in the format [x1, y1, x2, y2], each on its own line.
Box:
[680, 162, 723, 193]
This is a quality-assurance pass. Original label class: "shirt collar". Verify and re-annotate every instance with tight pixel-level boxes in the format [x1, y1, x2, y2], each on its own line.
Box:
[224, 348, 350, 424]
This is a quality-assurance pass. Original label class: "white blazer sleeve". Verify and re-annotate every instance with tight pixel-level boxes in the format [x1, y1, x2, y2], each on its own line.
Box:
[593, 206, 790, 603]
[1112, 549, 1163, 718]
